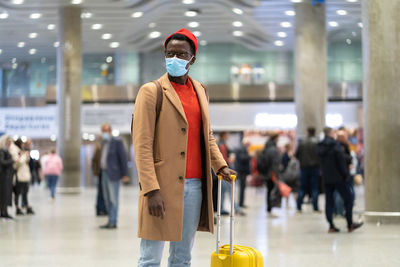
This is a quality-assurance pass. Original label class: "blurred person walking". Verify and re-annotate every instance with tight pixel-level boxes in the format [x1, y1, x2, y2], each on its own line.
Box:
[318, 127, 363, 233]
[132, 28, 235, 267]
[13, 139, 34, 215]
[43, 148, 63, 202]
[295, 127, 321, 213]
[92, 142, 108, 216]
[99, 123, 129, 229]
[234, 139, 251, 208]
[0, 135, 15, 219]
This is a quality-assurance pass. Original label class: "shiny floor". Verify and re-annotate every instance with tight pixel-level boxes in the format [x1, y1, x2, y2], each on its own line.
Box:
[0, 184, 399, 267]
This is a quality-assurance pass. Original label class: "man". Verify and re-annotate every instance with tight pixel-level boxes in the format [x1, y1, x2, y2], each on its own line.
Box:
[234, 138, 251, 208]
[132, 28, 235, 266]
[318, 127, 363, 233]
[295, 127, 320, 212]
[99, 123, 129, 229]
[92, 142, 108, 216]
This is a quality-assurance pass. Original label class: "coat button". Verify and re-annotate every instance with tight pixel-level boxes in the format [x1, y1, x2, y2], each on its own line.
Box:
[179, 176, 184, 181]
[180, 151, 185, 156]
[181, 128, 186, 133]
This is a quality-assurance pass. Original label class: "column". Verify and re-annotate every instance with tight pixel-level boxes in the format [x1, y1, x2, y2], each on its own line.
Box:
[294, 1, 327, 138]
[362, 0, 400, 223]
[56, 6, 82, 192]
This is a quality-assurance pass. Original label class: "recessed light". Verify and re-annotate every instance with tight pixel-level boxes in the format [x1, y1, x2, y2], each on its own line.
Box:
[358, 22, 363, 28]
[285, 10, 295, 16]
[0, 49, 2, 54]
[329, 21, 339, 27]
[47, 24, 56, 30]
[346, 38, 352, 45]
[12, 0, 24, 4]
[29, 49, 37, 55]
[17, 42, 25, 48]
[148, 31, 161, 39]
[199, 40, 207, 46]
[102, 33, 112, 40]
[193, 31, 201, 37]
[233, 31, 243, 37]
[280, 22, 292, 28]
[185, 11, 198, 17]
[132, 12, 143, 18]
[188, 21, 199, 28]
[106, 56, 113, 63]
[30, 13, 42, 19]
[81, 12, 93, 19]
[0, 12, 9, 19]
[346, 0, 358, 2]
[277, 32, 287, 38]
[337, 10, 347, 15]
[92, 24, 102, 30]
[71, 0, 82, 4]
[54, 42, 60, 48]
[232, 8, 243, 15]
[352, 31, 357, 37]
[29, 33, 38, 39]
[183, 0, 195, 4]
[232, 21, 243, 27]
[110, 42, 120, 48]
[274, 40, 285, 47]
[291, 0, 302, 3]
[149, 22, 156, 28]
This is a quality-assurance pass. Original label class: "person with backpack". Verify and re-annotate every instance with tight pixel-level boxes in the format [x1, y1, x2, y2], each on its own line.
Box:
[257, 133, 281, 216]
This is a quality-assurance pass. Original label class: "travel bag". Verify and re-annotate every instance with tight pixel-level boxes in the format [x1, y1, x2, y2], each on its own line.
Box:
[210, 175, 264, 267]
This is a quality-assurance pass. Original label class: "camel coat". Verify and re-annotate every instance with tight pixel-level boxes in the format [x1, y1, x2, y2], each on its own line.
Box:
[132, 73, 227, 241]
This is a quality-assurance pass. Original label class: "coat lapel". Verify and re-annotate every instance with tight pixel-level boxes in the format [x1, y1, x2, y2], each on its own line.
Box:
[159, 73, 188, 124]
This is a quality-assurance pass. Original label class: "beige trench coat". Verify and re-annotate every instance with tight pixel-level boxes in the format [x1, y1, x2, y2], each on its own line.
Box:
[132, 73, 227, 241]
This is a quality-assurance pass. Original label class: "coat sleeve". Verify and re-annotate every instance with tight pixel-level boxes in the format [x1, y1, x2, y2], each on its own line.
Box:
[117, 139, 128, 177]
[0, 150, 13, 166]
[208, 124, 228, 173]
[132, 83, 160, 195]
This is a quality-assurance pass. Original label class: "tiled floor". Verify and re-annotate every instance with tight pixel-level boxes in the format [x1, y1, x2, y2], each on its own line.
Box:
[0, 184, 399, 267]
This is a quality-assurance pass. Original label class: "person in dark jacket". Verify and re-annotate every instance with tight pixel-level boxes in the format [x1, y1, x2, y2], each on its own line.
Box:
[92, 142, 108, 216]
[0, 135, 15, 219]
[234, 140, 251, 208]
[295, 127, 320, 212]
[318, 127, 363, 233]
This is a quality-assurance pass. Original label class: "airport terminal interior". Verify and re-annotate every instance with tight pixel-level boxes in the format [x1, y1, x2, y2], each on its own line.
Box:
[0, 0, 400, 266]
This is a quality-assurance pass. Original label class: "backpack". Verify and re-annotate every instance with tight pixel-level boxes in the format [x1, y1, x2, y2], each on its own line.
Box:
[257, 149, 271, 175]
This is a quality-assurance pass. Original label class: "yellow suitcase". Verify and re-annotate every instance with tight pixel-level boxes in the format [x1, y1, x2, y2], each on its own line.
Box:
[211, 175, 264, 267]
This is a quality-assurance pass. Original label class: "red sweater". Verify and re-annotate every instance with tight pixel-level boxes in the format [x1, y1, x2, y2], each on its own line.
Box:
[171, 79, 202, 179]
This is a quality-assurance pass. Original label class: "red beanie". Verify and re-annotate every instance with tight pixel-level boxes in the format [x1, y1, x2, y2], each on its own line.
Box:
[164, 28, 198, 56]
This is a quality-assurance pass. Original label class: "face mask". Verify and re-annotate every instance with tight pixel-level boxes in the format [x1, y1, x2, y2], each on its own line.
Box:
[165, 56, 193, 77]
[102, 133, 111, 140]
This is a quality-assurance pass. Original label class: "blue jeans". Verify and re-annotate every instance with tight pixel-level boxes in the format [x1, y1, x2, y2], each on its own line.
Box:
[297, 167, 320, 211]
[101, 170, 120, 225]
[45, 175, 59, 198]
[138, 178, 202, 267]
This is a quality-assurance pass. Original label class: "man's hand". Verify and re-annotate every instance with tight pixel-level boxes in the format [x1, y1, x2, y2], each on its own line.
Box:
[146, 190, 165, 219]
[122, 176, 130, 183]
[218, 167, 237, 183]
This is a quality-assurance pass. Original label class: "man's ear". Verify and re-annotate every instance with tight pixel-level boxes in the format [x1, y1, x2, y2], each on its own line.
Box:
[190, 56, 196, 65]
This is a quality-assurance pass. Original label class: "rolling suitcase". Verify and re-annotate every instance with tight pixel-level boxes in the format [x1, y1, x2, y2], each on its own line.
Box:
[211, 175, 264, 267]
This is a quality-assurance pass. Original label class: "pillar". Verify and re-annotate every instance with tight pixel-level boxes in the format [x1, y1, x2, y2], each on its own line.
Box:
[362, 0, 400, 223]
[294, 1, 327, 138]
[56, 6, 82, 192]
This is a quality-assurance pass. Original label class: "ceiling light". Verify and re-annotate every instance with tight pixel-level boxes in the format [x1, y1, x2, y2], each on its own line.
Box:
[277, 32, 287, 38]
[71, 0, 82, 4]
[352, 31, 357, 37]
[17, 42, 25, 48]
[185, 11, 198, 17]
[29, 33, 38, 39]
[337, 10, 347, 15]
[29, 49, 37, 55]
[30, 13, 42, 19]
[346, 0, 358, 2]
[132, 12, 143, 18]
[148, 31, 161, 39]
[149, 22, 156, 28]
[81, 12, 93, 19]
[329, 21, 339, 27]
[0, 12, 9, 19]
[102, 33, 112, 40]
[358, 22, 363, 28]
[232, 21, 243, 27]
[12, 0, 24, 4]
[199, 40, 207, 46]
[188, 21, 199, 28]
[291, 0, 302, 3]
[346, 38, 352, 45]
[233, 31, 243, 37]
[47, 24, 56, 30]
[274, 40, 285, 47]
[193, 31, 201, 37]
[110, 42, 120, 48]
[183, 0, 195, 4]
[91, 24, 102, 30]
[232, 8, 243, 15]
[54, 42, 59, 48]
[106, 56, 113, 63]
[0, 49, 2, 54]
[285, 10, 295, 16]
[280, 21, 292, 28]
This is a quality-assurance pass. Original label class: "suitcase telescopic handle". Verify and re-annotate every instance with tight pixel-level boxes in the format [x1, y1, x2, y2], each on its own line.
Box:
[216, 174, 236, 256]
